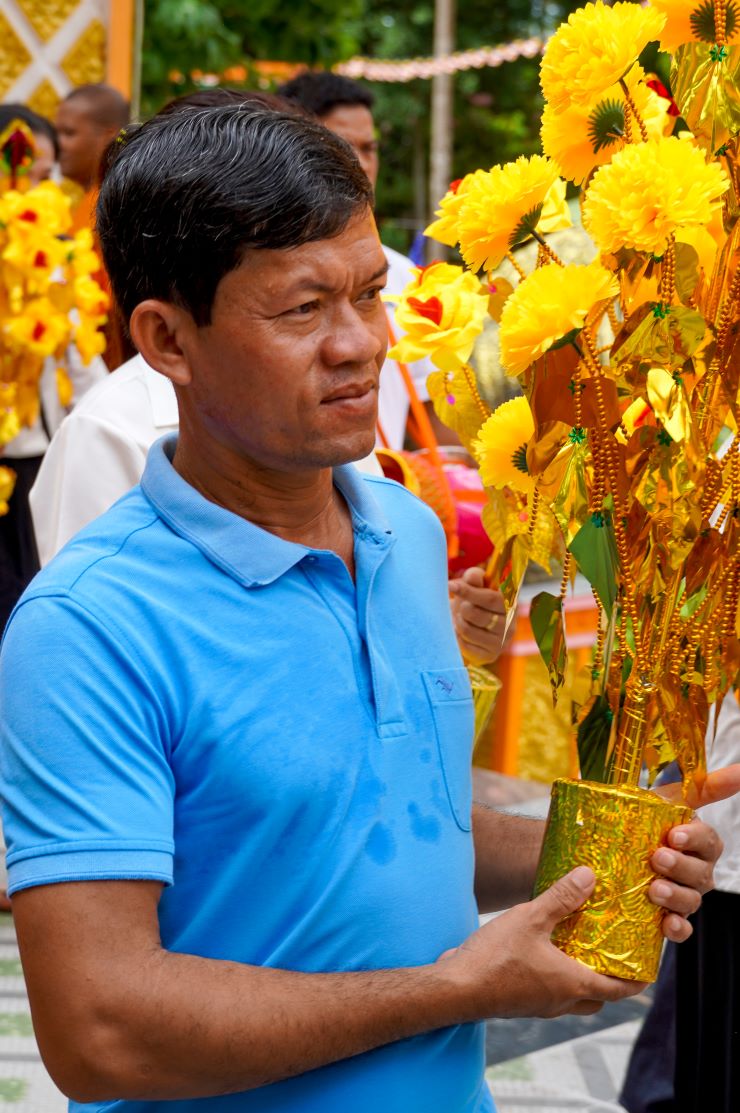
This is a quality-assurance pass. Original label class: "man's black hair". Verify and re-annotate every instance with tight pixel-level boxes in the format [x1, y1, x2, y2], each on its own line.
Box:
[277, 72, 374, 118]
[97, 104, 373, 326]
[0, 104, 59, 158]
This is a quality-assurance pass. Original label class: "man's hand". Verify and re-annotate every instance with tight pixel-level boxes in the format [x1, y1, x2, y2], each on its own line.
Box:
[439, 866, 645, 1018]
[449, 567, 509, 666]
[648, 763, 740, 942]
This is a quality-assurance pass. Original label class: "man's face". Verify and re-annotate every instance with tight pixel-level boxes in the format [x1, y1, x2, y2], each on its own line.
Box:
[320, 105, 379, 188]
[178, 209, 388, 471]
[28, 132, 55, 186]
[56, 99, 111, 188]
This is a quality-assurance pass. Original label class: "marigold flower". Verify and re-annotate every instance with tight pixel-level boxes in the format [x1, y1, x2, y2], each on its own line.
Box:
[499, 261, 619, 376]
[455, 155, 561, 273]
[648, 0, 739, 53]
[3, 297, 71, 358]
[473, 396, 536, 494]
[387, 261, 489, 371]
[541, 1, 666, 112]
[542, 67, 672, 185]
[583, 136, 729, 255]
[425, 171, 483, 247]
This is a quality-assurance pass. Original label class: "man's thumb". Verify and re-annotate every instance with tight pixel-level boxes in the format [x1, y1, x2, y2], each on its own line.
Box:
[532, 866, 596, 929]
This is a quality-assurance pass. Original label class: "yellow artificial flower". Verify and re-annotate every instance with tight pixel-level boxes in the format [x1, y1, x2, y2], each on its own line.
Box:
[0, 180, 72, 238]
[648, 0, 739, 53]
[456, 155, 560, 273]
[540, 1, 667, 112]
[0, 465, 16, 515]
[387, 261, 489, 372]
[74, 316, 107, 365]
[424, 171, 482, 247]
[473, 396, 536, 494]
[3, 297, 71, 358]
[73, 273, 109, 318]
[538, 177, 573, 234]
[499, 260, 619, 376]
[1, 228, 66, 286]
[542, 67, 672, 186]
[583, 136, 729, 256]
[68, 227, 102, 278]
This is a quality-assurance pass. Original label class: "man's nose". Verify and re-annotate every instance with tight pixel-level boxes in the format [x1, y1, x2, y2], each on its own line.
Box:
[323, 304, 386, 367]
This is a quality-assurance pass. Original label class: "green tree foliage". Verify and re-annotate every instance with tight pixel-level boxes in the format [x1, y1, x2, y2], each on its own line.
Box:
[140, 0, 601, 248]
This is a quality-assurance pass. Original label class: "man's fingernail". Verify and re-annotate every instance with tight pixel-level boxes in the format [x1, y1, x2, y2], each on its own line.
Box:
[655, 849, 676, 869]
[653, 881, 671, 901]
[571, 866, 594, 889]
[671, 830, 689, 847]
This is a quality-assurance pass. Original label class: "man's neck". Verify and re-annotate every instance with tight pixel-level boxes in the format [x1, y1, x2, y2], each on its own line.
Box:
[172, 434, 354, 560]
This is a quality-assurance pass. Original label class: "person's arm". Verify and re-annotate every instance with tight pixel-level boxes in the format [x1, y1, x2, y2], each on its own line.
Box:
[29, 413, 147, 564]
[13, 866, 644, 1103]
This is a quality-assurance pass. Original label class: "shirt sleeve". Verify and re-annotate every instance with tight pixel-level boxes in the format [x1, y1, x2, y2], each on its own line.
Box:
[0, 592, 175, 895]
[30, 413, 147, 565]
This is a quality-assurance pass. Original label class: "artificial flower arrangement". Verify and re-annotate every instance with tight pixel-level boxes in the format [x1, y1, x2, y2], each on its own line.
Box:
[389, 0, 740, 981]
[0, 120, 109, 513]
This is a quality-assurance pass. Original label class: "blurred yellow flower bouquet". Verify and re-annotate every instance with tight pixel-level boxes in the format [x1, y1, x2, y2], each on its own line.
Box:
[391, 0, 740, 980]
[0, 120, 109, 514]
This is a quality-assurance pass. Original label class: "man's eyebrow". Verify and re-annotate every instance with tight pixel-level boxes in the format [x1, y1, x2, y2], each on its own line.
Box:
[282, 260, 390, 298]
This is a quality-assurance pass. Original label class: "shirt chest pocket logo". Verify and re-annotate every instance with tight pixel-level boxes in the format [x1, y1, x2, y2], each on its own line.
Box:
[422, 667, 475, 832]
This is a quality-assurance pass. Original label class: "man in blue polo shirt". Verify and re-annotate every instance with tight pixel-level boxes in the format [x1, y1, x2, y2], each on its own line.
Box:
[0, 106, 732, 1113]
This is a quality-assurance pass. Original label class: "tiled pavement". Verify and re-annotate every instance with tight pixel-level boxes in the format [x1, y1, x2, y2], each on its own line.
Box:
[0, 902, 645, 1113]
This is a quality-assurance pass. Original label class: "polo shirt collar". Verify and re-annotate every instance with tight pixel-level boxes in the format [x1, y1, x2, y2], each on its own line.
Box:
[140, 434, 393, 588]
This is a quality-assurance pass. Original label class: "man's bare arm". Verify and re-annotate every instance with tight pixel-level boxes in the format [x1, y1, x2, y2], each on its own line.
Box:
[13, 871, 644, 1103]
[472, 804, 544, 913]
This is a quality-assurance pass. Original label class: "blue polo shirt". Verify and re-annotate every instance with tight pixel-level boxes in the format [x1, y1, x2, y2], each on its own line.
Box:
[0, 435, 494, 1113]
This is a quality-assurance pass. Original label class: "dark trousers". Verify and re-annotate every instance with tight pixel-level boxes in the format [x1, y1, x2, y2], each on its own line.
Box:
[621, 890, 740, 1113]
[675, 889, 740, 1113]
[0, 455, 42, 634]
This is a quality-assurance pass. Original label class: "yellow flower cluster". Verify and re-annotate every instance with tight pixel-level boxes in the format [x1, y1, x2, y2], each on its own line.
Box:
[387, 261, 489, 372]
[542, 66, 672, 186]
[541, 1, 666, 112]
[499, 261, 619, 375]
[474, 396, 536, 495]
[583, 136, 729, 255]
[425, 156, 570, 273]
[0, 172, 109, 461]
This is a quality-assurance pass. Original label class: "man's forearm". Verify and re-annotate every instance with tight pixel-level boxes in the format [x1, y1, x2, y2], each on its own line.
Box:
[473, 803, 546, 912]
[39, 947, 476, 1102]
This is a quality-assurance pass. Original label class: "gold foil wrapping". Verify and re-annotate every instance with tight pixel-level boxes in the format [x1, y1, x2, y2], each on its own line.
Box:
[467, 664, 501, 747]
[533, 778, 692, 982]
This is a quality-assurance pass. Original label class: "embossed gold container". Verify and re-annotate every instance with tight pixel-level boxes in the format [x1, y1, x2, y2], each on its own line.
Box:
[533, 778, 692, 982]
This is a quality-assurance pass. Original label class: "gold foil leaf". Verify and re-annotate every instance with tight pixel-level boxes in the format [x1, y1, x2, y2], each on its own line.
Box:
[646, 367, 692, 442]
[671, 42, 740, 154]
[551, 442, 590, 546]
[614, 304, 708, 370]
[426, 367, 485, 450]
[526, 419, 571, 477]
[673, 242, 701, 306]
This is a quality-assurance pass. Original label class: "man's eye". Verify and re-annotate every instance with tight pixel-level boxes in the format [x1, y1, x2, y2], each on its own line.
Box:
[287, 301, 318, 316]
[359, 286, 383, 302]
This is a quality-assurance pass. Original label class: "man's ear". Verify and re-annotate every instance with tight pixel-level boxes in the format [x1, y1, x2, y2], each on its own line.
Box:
[129, 300, 195, 386]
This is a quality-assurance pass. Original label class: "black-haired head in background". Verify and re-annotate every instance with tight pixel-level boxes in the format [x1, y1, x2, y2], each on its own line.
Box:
[278, 72, 379, 187]
[277, 72, 374, 118]
[97, 103, 374, 327]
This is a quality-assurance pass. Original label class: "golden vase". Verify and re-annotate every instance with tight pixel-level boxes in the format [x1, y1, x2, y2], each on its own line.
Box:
[533, 778, 692, 982]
